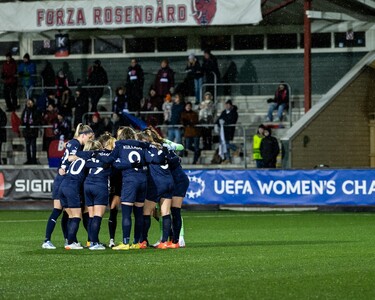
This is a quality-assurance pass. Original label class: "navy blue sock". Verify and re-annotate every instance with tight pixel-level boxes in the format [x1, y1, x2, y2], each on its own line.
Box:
[162, 215, 172, 243]
[133, 206, 143, 244]
[67, 218, 81, 244]
[61, 211, 69, 240]
[87, 217, 93, 242]
[121, 205, 133, 244]
[45, 208, 62, 242]
[171, 207, 182, 244]
[82, 212, 89, 232]
[108, 208, 118, 240]
[142, 215, 151, 243]
[90, 216, 102, 244]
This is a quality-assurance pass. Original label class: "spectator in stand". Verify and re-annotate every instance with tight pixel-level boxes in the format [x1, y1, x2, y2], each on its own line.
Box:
[253, 124, 265, 168]
[154, 59, 174, 98]
[53, 112, 71, 140]
[18, 53, 36, 100]
[113, 86, 128, 114]
[181, 102, 201, 164]
[40, 61, 56, 88]
[199, 91, 215, 150]
[141, 88, 162, 129]
[126, 58, 144, 112]
[167, 93, 185, 146]
[103, 116, 114, 134]
[216, 99, 238, 164]
[90, 112, 105, 137]
[143, 87, 163, 112]
[260, 127, 279, 168]
[0, 106, 7, 164]
[55, 69, 69, 101]
[57, 88, 74, 128]
[88, 60, 108, 112]
[43, 103, 58, 154]
[21, 99, 41, 164]
[202, 49, 220, 95]
[185, 54, 203, 104]
[2, 52, 18, 112]
[73, 87, 89, 127]
[267, 83, 289, 122]
[162, 93, 173, 124]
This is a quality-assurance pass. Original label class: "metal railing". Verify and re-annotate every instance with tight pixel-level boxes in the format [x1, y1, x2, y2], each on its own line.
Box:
[200, 82, 293, 127]
[28, 85, 113, 102]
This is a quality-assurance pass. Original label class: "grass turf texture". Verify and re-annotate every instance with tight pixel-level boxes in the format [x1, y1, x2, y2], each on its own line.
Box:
[1, 211, 375, 299]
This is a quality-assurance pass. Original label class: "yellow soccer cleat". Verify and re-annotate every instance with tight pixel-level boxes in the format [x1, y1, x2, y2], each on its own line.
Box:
[112, 243, 130, 251]
[129, 243, 141, 250]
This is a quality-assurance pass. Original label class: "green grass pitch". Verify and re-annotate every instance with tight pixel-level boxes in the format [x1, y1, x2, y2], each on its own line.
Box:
[1, 210, 375, 299]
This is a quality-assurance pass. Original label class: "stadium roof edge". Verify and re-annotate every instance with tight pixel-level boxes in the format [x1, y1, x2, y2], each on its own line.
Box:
[281, 50, 375, 142]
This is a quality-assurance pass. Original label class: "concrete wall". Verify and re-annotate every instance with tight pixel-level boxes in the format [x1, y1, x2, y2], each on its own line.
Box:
[290, 67, 375, 168]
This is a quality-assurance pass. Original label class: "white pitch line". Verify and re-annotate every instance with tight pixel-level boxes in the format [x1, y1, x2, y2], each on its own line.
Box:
[0, 213, 374, 223]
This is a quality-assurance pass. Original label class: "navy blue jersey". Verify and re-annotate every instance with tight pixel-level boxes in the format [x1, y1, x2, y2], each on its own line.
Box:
[146, 144, 173, 188]
[60, 139, 82, 169]
[85, 150, 112, 184]
[168, 150, 189, 197]
[65, 157, 87, 185]
[98, 140, 148, 175]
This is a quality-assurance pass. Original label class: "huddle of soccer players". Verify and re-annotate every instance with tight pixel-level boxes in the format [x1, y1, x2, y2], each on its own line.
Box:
[41, 123, 188, 250]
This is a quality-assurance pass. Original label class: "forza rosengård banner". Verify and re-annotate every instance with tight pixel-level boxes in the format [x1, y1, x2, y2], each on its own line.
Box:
[0, 0, 262, 32]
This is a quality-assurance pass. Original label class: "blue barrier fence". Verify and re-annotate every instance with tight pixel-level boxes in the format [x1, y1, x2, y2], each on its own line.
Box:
[1, 168, 375, 205]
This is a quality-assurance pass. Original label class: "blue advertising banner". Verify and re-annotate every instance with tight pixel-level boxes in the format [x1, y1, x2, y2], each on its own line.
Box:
[183, 169, 375, 206]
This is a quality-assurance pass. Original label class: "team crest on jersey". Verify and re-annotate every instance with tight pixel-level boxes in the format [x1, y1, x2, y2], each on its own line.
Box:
[186, 176, 205, 199]
[191, 0, 217, 25]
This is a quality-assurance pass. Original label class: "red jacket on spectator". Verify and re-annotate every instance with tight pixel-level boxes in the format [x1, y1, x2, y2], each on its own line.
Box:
[154, 64, 174, 97]
[2, 57, 17, 85]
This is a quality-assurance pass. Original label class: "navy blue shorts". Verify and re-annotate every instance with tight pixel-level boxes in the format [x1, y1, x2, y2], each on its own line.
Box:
[146, 180, 174, 203]
[52, 174, 64, 200]
[110, 173, 122, 197]
[173, 172, 190, 197]
[121, 176, 147, 204]
[59, 178, 82, 209]
[84, 182, 109, 206]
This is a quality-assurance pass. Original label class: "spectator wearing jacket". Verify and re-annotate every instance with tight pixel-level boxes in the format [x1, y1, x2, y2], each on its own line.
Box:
[73, 87, 89, 128]
[181, 102, 200, 164]
[260, 127, 280, 168]
[42, 103, 58, 152]
[0, 107, 7, 164]
[90, 112, 105, 137]
[185, 54, 203, 104]
[53, 112, 71, 140]
[154, 59, 174, 98]
[253, 124, 265, 168]
[167, 93, 184, 145]
[2, 52, 18, 111]
[216, 99, 238, 163]
[18, 53, 36, 100]
[55, 69, 69, 100]
[199, 91, 215, 150]
[112, 86, 128, 114]
[126, 58, 144, 112]
[21, 99, 41, 164]
[267, 83, 289, 122]
[202, 49, 220, 95]
[88, 60, 108, 112]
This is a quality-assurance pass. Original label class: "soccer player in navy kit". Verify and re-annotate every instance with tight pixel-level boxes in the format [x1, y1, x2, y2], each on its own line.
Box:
[96, 127, 149, 250]
[81, 139, 113, 250]
[168, 149, 190, 248]
[59, 124, 94, 250]
[139, 128, 174, 250]
[41, 123, 91, 249]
